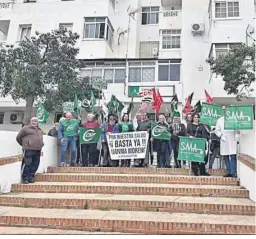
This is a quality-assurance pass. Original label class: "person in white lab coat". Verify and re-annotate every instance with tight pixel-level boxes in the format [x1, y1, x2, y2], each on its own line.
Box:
[215, 107, 239, 178]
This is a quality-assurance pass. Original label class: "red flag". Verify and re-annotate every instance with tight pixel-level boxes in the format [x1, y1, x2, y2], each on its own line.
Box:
[152, 90, 163, 114]
[205, 89, 214, 104]
[182, 95, 192, 115]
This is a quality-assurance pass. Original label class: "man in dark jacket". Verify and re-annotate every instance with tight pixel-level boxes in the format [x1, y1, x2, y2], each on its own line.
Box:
[170, 111, 186, 168]
[135, 113, 152, 167]
[16, 117, 44, 184]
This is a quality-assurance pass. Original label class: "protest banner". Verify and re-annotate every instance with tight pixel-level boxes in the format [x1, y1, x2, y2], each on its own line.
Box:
[151, 123, 171, 140]
[224, 105, 253, 130]
[178, 137, 206, 163]
[79, 128, 102, 144]
[107, 131, 149, 160]
[200, 103, 222, 126]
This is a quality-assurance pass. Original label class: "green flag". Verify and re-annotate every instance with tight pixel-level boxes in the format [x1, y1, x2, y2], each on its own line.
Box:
[73, 94, 80, 114]
[151, 123, 171, 140]
[90, 91, 96, 109]
[127, 97, 134, 114]
[193, 100, 202, 113]
[79, 127, 102, 144]
[200, 103, 222, 126]
[224, 104, 253, 130]
[178, 137, 206, 163]
[36, 104, 49, 124]
[171, 94, 179, 118]
[107, 95, 124, 113]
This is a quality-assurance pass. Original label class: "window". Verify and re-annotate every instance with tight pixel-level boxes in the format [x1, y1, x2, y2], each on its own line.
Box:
[142, 7, 159, 25]
[128, 61, 155, 82]
[214, 43, 241, 58]
[0, 20, 10, 42]
[215, 1, 239, 18]
[80, 61, 126, 84]
[84, 17, 114, 47]
[104, 68, 126, 83]
[140, 41, 159, 58]
[0, 113, 4, 124]
[161, 30, 181, 49]
[19, 25, 31, 41]
[158, 60, 181, 81]
[59, 23, 73, 32]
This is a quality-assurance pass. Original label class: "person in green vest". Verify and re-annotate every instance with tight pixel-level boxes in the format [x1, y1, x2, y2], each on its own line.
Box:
[119, 113, 133, 167]
[58, 112, 79, 167]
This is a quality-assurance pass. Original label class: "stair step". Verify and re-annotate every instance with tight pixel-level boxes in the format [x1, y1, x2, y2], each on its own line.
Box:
[0, 193, 254, 215]
[47, 167, 226, 176]
[35, 173, 238, 186]
[11, 182, 248, 198]
[0, 226, 129, 234]
[0, 206, 254, 234]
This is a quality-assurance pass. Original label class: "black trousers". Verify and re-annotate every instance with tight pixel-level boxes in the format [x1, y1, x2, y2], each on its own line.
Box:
[22, 150, 41, 181]
[102, 142, 119, 167]
[76, 138, 81, 164]
[191, 154, 208, 176]
[81, 143, 97, 166]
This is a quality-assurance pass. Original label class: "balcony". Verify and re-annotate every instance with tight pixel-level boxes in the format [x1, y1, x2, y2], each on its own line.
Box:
[159, 10, 182, 29]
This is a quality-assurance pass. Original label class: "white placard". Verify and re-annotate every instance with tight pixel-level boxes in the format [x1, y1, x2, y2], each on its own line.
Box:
[107, 131, 149, 160]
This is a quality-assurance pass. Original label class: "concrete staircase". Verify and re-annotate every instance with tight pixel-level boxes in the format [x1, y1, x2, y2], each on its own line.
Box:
[0, 167, 255, 234]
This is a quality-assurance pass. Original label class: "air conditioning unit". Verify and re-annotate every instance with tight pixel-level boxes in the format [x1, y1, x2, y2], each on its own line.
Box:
[152, 47, 158, 57]
[10, 112, 24, 124]
[191, 23, 205, 35]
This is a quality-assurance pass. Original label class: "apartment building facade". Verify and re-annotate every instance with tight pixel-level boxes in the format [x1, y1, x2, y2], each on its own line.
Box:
[0, 0, 255, 127]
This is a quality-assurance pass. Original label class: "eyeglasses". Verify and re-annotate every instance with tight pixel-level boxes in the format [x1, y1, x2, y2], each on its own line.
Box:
[194, 117, 199, 119]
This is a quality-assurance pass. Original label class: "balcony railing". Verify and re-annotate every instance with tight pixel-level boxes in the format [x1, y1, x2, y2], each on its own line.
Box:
[0, 1, 14, 10]
[159, 10, 182, 29]
[163, 11, 179, 18]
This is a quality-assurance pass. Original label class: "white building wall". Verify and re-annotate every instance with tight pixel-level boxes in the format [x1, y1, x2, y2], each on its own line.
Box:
[0, 0, 255, 114]
[181, 0, 211, 102]
[208, 0, 256, 99]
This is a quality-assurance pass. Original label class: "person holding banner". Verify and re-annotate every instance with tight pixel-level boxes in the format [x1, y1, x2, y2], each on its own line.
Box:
[119, 113, 133, 167]
[170, 111, 187, 168]
[187, 113, 209, 176]
[101, 114, 120, 167]
[135, 113, 152, 167]
[215, 108, 239, 178]
[58, 112, 79, 167]
[154, 115, 171, 168]
[81, 114, 100, 167]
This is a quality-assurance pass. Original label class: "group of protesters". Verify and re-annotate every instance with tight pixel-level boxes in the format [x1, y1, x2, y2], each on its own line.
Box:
[50, 110, 223, 177]
[16, 106, 239, 184]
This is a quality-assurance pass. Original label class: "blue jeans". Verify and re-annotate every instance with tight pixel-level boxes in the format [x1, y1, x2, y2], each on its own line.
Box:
[223, 154, 237, 176]
[61, 136, 77, 164]
[22, 150, 41, 181]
